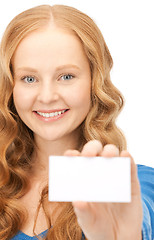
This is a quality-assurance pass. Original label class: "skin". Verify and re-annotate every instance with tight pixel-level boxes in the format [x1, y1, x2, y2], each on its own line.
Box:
[12, 24, 143, 239]
[65, 142, 143, 240]
[13, 23, 91, 174]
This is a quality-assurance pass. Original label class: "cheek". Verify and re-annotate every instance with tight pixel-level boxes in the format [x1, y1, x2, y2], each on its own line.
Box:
[13, 85, 31, 112]
[66, 84, 91, 111]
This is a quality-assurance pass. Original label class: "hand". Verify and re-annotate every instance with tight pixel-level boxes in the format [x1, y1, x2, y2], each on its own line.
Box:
[64, 140, 143, 240]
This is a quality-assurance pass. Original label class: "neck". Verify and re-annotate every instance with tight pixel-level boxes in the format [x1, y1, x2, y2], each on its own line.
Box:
[30, 128, 82, 178]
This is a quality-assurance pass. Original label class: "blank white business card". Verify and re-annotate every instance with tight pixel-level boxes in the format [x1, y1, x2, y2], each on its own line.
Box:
[49, 156, 131, 202]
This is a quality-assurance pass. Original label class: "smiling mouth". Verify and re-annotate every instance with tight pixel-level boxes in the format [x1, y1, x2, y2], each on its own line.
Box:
[35, 109, 68, 118]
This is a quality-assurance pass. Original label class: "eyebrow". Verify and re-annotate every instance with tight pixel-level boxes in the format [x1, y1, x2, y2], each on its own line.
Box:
[15, 64, 81, 73]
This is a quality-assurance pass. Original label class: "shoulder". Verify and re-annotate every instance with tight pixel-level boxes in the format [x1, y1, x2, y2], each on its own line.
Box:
[137, 164, 154, 178]
[137, 165, 154, 240]
[137, 164, 154, 200]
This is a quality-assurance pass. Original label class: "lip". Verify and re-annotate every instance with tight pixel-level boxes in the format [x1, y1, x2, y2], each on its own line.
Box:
[34, 109, 68, 113]
[33, 109, 69, 122]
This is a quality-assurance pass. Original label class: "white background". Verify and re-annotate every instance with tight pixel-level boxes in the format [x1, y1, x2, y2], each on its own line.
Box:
[0, 0, 153, 167]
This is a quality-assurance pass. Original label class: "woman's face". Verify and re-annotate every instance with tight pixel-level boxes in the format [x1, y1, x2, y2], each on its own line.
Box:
[12, 25, 91, 142]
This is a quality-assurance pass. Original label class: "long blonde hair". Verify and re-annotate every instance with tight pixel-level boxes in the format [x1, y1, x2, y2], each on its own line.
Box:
[0, 4, 126, 240]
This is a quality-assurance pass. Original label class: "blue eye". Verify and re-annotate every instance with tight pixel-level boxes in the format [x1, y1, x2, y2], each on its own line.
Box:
[61, 74, 74, 80]
[22, 76, 36, 83]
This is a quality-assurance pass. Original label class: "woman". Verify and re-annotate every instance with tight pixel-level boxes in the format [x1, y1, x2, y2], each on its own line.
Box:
[0, 4, 153, 240]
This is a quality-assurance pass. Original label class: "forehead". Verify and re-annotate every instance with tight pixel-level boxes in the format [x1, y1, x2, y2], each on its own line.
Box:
[12, 25, 88, 69]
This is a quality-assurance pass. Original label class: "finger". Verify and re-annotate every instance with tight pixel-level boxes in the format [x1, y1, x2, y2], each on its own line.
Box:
[120, 150, 141, 196]
[64, 149, 80, 156]
[81, 140, 103, 157]
[101, 144, 119, 157]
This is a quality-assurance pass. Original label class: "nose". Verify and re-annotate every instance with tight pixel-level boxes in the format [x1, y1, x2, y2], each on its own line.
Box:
[37, 80, 59, 104]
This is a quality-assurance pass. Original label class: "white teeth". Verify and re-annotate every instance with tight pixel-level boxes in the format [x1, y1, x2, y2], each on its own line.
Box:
[37, 110, 66, 118]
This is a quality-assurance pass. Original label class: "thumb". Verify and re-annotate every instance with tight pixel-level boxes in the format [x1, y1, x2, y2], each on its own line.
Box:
[72, 201, 93, 227]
